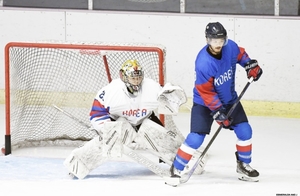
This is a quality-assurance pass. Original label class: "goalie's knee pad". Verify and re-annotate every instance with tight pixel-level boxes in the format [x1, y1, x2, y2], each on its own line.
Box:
[115, 117, 137, 146]
[102, 117, 139, 156]
[102, 121, 123, 158]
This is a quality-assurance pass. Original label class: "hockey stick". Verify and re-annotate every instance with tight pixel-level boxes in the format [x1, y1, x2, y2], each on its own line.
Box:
[165, 77, 254, 186]
[52, 104, 170, 178]
[52, 104, 96, 132]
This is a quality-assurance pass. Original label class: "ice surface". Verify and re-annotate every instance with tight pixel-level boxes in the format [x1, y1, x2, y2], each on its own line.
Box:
[0, 104, 299, 196]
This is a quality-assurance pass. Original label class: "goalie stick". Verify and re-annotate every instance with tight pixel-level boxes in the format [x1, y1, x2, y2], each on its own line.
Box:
[52, 104, 170, 178]
[165, 77, 254, 187]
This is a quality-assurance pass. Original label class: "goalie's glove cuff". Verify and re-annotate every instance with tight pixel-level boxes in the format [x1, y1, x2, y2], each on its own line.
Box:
[211, 107, 232, 129]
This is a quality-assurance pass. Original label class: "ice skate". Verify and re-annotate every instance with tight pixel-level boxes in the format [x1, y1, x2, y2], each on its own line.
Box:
[164, 164, 181, 187]
[170, 163, 182, 178]
[236, 152, 259, 182]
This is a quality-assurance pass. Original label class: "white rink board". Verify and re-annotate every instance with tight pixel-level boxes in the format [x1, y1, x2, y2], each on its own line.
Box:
[65, 12, 236, 95]
[0, 8, 300, 103]
[0, 9, 65, 45]
[234, 18, 300, 102]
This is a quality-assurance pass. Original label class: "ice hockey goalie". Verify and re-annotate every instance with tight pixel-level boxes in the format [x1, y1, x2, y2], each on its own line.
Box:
[63, 59, 206, 179]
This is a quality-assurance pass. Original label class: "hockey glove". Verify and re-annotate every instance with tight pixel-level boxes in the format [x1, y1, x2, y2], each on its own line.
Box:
[244, 59, 263, 81]
[211, 107, 232, 128]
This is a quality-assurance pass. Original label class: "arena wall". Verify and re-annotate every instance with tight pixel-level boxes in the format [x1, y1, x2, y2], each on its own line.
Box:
[1, 7, 299, 117]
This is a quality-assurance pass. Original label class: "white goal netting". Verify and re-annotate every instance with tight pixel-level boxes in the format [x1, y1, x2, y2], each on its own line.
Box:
[4, 41, 178, 154]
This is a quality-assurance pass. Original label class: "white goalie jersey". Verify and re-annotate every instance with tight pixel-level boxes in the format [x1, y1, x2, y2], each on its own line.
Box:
[90, 78, 187, 131]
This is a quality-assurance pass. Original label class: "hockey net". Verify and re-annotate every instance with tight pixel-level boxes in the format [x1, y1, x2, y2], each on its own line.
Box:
[4, 41, 178, 155]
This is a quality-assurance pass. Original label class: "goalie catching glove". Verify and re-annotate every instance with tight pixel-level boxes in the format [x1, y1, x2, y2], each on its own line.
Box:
[157, 83, 187, 115]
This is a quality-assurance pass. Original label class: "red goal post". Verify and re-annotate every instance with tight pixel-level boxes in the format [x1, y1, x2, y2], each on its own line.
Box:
[3, 41, 176, 155]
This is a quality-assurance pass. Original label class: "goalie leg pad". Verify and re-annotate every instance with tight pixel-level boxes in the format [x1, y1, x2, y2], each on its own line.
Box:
[102, 121, 123, 158]
[102, 117, 138, 157]
[64, 118, 138, 179]
[63, 136, 107, 179]
[137, 118, 185, 164]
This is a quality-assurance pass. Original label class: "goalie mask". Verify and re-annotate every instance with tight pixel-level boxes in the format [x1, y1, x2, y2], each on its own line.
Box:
[120, 59, 144, 96]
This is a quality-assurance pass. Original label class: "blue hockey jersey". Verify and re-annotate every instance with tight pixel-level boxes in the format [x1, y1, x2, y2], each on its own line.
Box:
[193, 39, 251, 111]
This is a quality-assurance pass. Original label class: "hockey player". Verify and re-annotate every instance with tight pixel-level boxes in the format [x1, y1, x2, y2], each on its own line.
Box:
[64, 59, 194, 179]
[170, 22, 263, 182]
